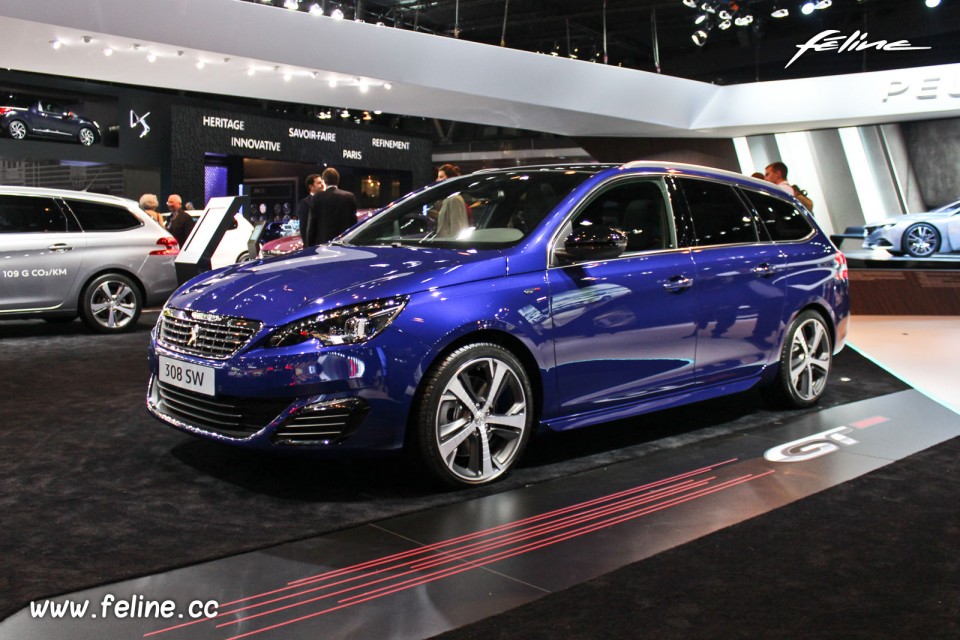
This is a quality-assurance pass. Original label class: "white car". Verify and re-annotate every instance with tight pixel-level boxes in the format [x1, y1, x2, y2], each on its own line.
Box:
[863, 198, 960, 257]
[0, 186, 178, 332]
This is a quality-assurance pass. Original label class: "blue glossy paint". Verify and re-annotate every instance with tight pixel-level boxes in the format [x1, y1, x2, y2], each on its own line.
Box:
[147, 162, 850, 465]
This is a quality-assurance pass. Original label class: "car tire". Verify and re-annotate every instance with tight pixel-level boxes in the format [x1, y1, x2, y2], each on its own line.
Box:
[902, 223, 940, 258]
[412, 343, 534, 488]
[763, 310, 833, 409]
[7, 119, 27, 140]
[78, 127, 97, 146]
[79, 273, 143, 333]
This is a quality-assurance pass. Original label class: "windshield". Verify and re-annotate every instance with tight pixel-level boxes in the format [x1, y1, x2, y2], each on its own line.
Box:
[344, 169, 598, 250]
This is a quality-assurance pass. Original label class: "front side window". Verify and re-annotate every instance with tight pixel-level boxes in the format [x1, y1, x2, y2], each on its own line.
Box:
[742, 189, 813, 241]
[0, 195, 72, 233]
[346, 170, 597, 250]
[64, 199, 140, 232]
[677, 178, 758, 246]
[561, 179, 673, 253]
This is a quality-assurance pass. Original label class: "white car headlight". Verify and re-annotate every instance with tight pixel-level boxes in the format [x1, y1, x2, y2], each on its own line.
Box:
[266, 296, 408, 348]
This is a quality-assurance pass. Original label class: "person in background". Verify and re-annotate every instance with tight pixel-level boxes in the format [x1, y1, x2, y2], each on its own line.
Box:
[296, 173, 322, 225]
[303, 167, 358, 246]
[138, 193, 164, 226]
[166, 193, 194, 247]
[437, 164, 461, 181]
[764, 162, 795, 195]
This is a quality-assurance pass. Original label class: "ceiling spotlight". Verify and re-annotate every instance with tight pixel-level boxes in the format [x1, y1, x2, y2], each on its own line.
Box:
[330, 8, 344, 19]
[196, 60, 205, 69]
[177, 50, 184, 57]
[309, 3, 323, 15]
[718, 19, 732, 30]
[81, 35, 92, 44]
[247, 68, 256, 76]
[700, 2, 716, 12]
[102, 47, 114, 56]
[283, 73, 292, 82]
[147, 52, 157, 62]
[771, 4, 789, 18]
[284, 0, 298, 8]
[340, 109, 351, 118]
[926, 0, 941, 6]
[682, 0, 698, 7]
[734, 14, 754, 26]
[718, 8, 732, 20]
[311, 71, 318, 79]
[801, 1, 816, 15]
[692, 21, 714, 47]
[328, 79, 337, 88]
[384, 83, 392, 90]
[814, 0, 832, 8]
[695, 13, 708, 24]
[49, 39, 62, 50]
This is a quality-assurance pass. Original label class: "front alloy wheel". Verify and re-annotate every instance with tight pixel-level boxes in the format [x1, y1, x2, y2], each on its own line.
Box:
[415, 343, 533, 488]
[79, 273, 143, 333]
[902, 223, 940, 258]
[765, 310, 833, 408]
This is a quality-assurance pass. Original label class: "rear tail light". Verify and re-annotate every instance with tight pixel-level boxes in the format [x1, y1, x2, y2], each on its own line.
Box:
[834, 251, 848, 281]
[150, 236, 180, 256]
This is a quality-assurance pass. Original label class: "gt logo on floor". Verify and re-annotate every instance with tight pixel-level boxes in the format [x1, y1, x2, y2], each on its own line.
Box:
[764, 426, 859, 463]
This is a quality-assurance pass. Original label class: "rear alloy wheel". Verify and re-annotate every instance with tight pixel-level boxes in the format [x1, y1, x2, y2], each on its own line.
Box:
[8, 119, 27, 140]
[902, 223, 940, 258]
[765, 310, 833, 409]
[78, 127, 97, 146]
[415, 343, 533, 488]
[79, 273, 143, 333]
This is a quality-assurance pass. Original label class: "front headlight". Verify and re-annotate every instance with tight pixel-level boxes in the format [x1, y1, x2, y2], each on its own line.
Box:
[266, 296, 408, 348]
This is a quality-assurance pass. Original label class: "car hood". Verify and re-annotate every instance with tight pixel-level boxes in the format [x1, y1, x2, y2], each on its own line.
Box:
[870, 211, 952, 227]
[170, 244, 508, 325]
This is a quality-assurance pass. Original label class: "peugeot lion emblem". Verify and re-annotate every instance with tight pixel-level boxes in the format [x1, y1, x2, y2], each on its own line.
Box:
[187, 324, 200, 348]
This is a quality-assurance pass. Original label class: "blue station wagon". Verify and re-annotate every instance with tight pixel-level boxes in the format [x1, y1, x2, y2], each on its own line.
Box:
[147, 162, 850, 487]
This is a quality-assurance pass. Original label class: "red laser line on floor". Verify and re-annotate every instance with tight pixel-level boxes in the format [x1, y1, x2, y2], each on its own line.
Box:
[221, 471, 773, 640]
[144, 458, 743, 638]
[212, 476, 717, 626]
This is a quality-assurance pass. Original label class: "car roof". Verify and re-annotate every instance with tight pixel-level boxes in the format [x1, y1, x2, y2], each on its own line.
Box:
[0, 185, 138, 207]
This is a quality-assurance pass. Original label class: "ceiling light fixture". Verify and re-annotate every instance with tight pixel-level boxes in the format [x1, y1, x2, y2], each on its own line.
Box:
[330, 8, 344, 20]
[718, 19, 732, 30]
[814, 0, 832, 8]
[284, 0, 298, 9]
[771, 4, 789, 18]
[682, 0, 698, 7]
[925, 0, 941, 7]
[81, 35, 92, 44]
[309, 3, 323, 15]
[49, 39, 62, 50]
[102, 47, 114, 56]
[801, 1, 816, 15]
[195, 60, 205, 69]
[147, 52, 157, 62]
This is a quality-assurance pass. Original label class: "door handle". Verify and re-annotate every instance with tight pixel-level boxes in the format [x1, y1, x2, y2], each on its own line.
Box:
[752, 263, 777, 277]
[48, 243, 72, 252]
[663, 275, 693, 293]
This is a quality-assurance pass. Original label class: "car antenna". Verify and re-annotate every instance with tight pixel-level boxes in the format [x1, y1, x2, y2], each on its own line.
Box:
[81, 166, 105, 192]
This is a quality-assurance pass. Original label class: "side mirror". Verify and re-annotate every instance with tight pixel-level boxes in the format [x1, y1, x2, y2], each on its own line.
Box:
[563, 226, 627, 262]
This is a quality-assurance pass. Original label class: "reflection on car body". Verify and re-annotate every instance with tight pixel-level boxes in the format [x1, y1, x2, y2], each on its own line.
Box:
[147, 162, 849, 488]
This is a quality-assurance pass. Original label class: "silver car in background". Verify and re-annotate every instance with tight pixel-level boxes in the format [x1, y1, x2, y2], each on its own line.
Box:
[863, 198, 960, 258]
[0, 186, 179, 332]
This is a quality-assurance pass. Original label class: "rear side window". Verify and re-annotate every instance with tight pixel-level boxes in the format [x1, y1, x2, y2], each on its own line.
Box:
[0, 195, 73, 233]
[677, 178, 758, 246]
[741, 189, 813, 241]
[64, 199, 141, 231]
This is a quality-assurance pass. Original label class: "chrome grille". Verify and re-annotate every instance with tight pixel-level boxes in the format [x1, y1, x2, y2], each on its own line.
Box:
[158, 307, 262, 360]
[156, 381, 290, 439]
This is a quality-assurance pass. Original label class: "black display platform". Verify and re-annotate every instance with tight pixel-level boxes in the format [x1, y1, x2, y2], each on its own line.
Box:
[2, 389, 957, 640]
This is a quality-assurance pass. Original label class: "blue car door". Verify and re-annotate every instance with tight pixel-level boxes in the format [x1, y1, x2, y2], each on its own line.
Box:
[548, 177, 698, 420]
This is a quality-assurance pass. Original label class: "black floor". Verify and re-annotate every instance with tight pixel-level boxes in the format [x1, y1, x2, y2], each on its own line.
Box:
[0, 313, 955, 639]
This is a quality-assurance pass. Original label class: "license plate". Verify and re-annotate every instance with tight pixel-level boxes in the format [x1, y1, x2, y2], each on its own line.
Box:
[158, 355, 215, 396]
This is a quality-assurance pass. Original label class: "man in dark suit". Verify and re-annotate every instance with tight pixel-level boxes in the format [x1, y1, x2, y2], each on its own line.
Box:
[296, 173, 322, 223]
[304, 167, 358, 246]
